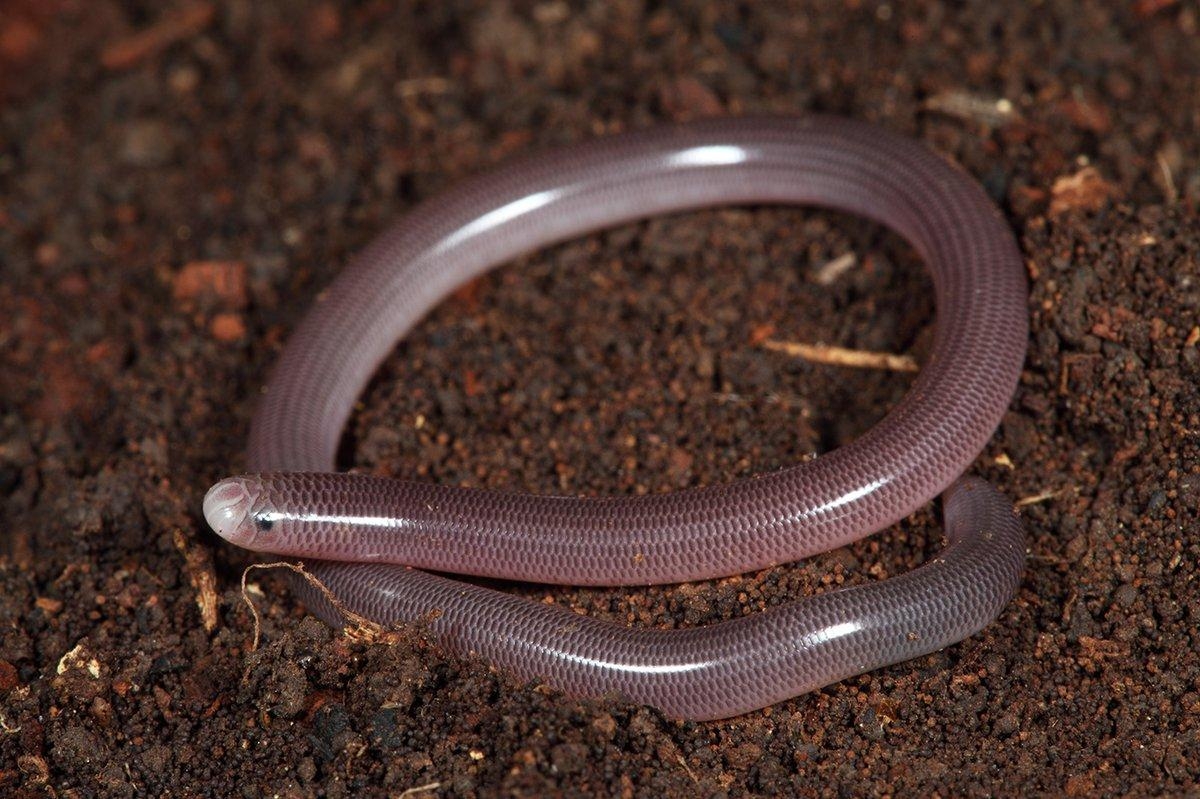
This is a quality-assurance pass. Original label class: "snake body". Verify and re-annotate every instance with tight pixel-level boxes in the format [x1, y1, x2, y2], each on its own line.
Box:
[204, 117, 1027, 720]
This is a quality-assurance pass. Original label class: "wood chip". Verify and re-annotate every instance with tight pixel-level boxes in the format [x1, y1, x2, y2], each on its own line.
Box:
[173, 529, 219, 633]
[1049, 167, 1119, 216]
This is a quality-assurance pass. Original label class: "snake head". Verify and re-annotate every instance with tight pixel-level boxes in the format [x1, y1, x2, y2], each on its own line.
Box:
[204, 477, 277, 550]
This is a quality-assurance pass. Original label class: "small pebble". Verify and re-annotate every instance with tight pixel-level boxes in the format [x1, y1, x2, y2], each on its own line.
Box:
[172, 260, 248, 309]
[209, 312, 246, 342]
[119, 120, 176, 168]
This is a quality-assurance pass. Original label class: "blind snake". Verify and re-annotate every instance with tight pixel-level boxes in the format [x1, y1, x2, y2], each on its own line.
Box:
[204, 116, 1027, 720]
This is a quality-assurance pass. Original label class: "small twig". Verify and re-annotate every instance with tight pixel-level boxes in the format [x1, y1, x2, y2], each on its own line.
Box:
[761, 339, 919, 372]
[397, 781, 442, 798]
[677, 754, 699, 785]
[100, 1, 216, 71]
[712, 391, 813, 413]
[812, 252, 857, 285]
[923, 91, 1018, 128]
[1156, 150, 1178, 204]
[396, 77, 452, 98]
[1016, 486, 1073, 507]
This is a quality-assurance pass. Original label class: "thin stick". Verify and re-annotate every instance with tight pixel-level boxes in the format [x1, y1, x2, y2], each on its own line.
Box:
[761, 339, 919, 372]
[1016, 486, 1072, 507]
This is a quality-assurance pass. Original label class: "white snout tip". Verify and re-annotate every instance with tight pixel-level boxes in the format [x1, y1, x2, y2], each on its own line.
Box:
[203, 478, 253, 546]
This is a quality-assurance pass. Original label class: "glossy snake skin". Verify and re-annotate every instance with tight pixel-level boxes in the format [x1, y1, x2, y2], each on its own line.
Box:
[205, 117, 1027, 720]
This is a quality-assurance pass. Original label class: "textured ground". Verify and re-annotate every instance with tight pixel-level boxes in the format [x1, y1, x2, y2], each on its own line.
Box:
[1, 1, 1198, 796]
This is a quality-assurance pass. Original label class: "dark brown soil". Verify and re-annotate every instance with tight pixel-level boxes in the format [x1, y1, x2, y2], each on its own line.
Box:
[2, 1, 1198, 796]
